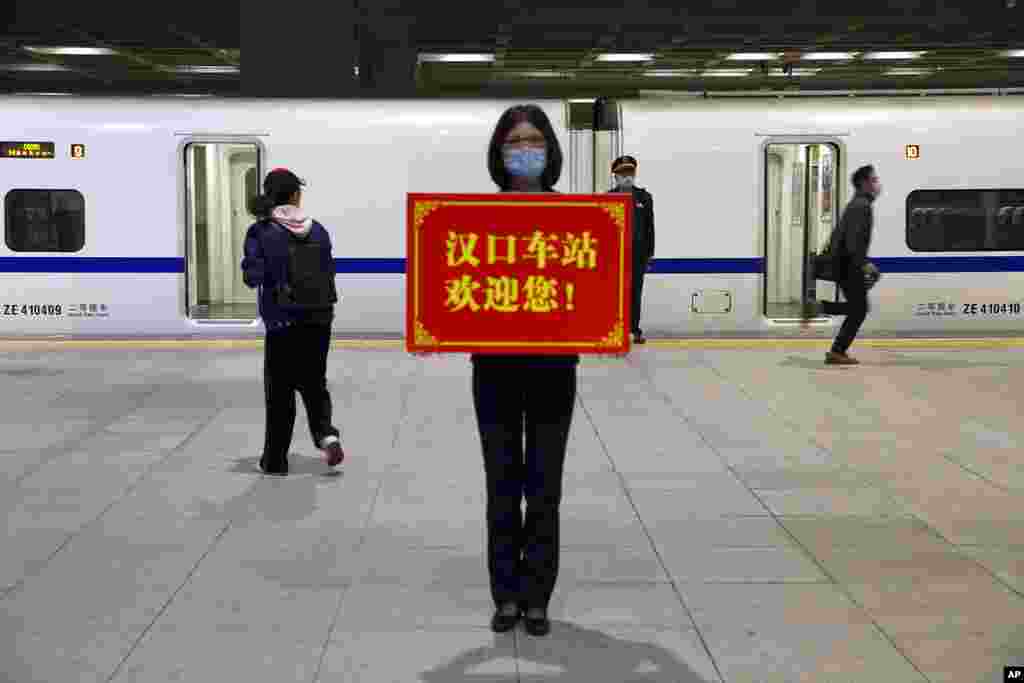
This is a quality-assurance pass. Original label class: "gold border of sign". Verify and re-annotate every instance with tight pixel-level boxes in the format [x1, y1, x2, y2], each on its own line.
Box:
[412, 199, 627, 348]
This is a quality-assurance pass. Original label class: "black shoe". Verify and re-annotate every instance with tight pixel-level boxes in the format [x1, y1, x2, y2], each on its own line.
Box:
[490, 603, 520, 633]
[523, 607, 550, 636]
[258, 458, 288, 476]
[632, 331, 646, 344]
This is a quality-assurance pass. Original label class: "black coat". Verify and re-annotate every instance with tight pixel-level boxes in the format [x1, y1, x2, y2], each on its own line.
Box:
[828, 192, 874, 280]
[612, 186, 655, 262]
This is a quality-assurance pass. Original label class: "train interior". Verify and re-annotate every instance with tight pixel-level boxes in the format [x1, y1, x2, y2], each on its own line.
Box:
[185, 141, 260, 322]
[764, 142, 839, 320]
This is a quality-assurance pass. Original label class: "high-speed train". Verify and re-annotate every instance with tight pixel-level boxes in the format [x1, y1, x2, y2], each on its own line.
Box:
[1, 91, 1022, 339]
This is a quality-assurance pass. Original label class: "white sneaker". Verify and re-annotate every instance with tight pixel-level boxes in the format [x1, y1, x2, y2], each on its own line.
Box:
[320, 436, 344, 467]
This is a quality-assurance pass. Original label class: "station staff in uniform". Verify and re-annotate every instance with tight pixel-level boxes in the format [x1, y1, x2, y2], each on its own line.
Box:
[611, 156, 655, 343]
[472, 104, 577, 638]
[241, 168, 345, 474]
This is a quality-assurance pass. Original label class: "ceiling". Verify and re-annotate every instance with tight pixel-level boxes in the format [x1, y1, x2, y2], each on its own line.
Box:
[2, 1, 1023, 97]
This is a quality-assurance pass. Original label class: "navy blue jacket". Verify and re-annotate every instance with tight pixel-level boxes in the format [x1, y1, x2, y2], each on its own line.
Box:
[240, 218, 337, 330]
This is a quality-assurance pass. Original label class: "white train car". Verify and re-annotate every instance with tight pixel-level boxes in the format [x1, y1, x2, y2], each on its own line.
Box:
[0, 92, 1022, 339]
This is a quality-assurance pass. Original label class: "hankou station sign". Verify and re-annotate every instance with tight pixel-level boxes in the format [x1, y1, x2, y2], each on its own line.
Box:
[406, 193, 633, 355]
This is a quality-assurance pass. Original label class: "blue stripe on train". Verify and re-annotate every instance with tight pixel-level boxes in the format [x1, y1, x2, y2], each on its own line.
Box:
[0, 256, 1023, 273]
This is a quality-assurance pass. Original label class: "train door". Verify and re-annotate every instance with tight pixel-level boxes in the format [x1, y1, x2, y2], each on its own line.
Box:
[763, 141, 839, 319]
[229, 164, 259, 303]
[184, 141, 262, 321]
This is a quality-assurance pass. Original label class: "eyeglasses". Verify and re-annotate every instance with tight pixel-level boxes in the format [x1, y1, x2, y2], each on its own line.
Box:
[504, 135, 547, 148]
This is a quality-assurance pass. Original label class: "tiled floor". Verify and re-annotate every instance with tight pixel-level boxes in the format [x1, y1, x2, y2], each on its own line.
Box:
[1, 343, 1022, 682]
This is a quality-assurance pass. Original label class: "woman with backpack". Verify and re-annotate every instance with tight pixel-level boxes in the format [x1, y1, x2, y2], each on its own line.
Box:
[241, 167, 345, 475]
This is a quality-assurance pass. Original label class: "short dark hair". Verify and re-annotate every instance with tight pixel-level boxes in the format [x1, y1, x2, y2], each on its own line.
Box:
[852, 165, 875, 190]
[487, 104, 563, 191]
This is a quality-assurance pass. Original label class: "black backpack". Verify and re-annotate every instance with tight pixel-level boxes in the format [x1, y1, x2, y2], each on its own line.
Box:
[272, 222, 337, 310]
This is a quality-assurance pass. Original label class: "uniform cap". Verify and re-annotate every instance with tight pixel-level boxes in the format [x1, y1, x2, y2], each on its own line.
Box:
[611, 155, 637, 173]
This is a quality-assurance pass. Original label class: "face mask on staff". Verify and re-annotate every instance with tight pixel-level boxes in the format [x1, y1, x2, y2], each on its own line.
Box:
[614, 175, 635, 190]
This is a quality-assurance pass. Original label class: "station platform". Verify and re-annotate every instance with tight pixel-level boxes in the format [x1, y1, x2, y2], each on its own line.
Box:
[1, 339, 1022, 682]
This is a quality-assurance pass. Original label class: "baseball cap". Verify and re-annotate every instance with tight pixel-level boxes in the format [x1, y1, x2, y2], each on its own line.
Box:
[264, 167, 306, 194]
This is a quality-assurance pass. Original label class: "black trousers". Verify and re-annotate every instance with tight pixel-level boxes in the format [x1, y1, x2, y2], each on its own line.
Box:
[631, 255, 649, 334]
[823, 274, 869, 354]
[261, 322, 340, 472]
[471, 362, 576, 610]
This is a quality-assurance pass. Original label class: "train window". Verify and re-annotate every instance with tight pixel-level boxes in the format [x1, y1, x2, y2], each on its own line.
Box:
[4, 189, 85, 252]
[907, 189, 1024, 251]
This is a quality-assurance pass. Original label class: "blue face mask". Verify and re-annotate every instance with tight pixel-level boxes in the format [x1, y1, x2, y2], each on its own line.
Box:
[503, 147, 546, 178]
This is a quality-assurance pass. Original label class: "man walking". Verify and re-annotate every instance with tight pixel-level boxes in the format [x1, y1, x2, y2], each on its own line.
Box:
[810, 164, 882, 365]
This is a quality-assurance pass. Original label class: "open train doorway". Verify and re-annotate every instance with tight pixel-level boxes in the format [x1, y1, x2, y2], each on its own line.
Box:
[184, 141, 261, 321]
[763, 141, 840, 320]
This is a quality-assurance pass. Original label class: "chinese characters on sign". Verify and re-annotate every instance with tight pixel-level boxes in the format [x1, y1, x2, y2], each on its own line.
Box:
[407, 193, 632, 355]
[442, 230, 598, 314]
[0, 141, 56, 159]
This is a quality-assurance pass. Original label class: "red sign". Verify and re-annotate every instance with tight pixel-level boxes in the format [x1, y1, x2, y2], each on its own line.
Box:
[406, 193, 633, 355]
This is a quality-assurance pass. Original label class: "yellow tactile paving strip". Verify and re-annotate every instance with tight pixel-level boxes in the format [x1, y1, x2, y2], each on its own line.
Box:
[0, 337, 1022, 350]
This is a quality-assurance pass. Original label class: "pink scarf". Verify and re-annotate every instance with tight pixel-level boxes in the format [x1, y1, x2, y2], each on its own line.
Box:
[271, 205, 313, 237]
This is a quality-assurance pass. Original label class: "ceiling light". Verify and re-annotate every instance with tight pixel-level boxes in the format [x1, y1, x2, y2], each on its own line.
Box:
[595, 53, 654, 62]
[643, 69, 697, 77]
[702, 68, 753, 77]
[0, 63, 71, 72]
[24, 46, 117, 56]
[801, 52, 859, 60]
[769, 68, 821, 76]
[884, 67, 935, 76]
[726, 53, 782, 61]
[173, 65, 239, 74]
[864, 51, 925, 60]
[1002, 49, 1024, 57]
[418, 53, 495, 63]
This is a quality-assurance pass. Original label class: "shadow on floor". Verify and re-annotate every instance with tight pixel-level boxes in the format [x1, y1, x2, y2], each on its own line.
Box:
[419, 621, 717, 683]
[228, 454, 342, 478]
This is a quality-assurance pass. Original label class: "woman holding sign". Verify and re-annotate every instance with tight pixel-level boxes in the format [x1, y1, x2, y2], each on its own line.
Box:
[473, 105, 578, 637]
